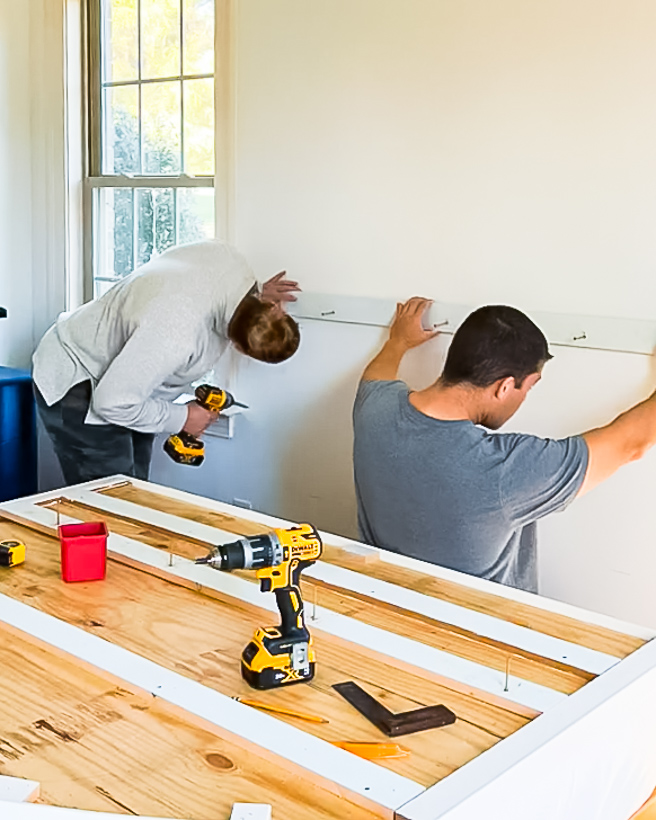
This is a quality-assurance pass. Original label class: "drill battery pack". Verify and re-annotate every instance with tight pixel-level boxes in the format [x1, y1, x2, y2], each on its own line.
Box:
[163, 431, 205, 466]
[241, 628, 316, 689]
[0, 540, 25, 567]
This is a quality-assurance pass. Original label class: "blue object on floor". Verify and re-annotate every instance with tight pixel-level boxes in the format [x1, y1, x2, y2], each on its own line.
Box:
[0, 367, 37, 501]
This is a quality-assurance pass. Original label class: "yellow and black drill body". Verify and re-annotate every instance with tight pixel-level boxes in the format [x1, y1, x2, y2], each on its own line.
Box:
[164, 384, 247, 466]
[196, 524, 323, 689]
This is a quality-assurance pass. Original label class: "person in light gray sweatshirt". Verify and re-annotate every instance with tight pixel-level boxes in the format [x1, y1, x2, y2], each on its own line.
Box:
[33, 240, 300, 484]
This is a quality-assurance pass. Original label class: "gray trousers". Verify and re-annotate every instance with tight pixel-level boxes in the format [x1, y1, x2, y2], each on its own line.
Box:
[35, 382, 155, 484]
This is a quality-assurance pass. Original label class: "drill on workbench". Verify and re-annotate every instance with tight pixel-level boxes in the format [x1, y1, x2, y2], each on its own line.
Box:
[164, 384, 247, 467]
[196, 524, 323, 689]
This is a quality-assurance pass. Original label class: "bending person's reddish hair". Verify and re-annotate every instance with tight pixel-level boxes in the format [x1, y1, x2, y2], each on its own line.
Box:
[228, 296, 300, 363]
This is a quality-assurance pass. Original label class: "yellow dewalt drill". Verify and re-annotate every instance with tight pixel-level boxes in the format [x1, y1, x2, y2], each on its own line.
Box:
[196, 524, 323, 689]
[164, 384, 247, 466]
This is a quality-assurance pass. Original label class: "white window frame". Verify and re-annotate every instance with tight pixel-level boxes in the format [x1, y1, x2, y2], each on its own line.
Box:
[82, 0, 218, 302]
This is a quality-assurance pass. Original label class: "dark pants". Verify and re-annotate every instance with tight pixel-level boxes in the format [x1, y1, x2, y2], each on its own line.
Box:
[35, 382, 155, 484]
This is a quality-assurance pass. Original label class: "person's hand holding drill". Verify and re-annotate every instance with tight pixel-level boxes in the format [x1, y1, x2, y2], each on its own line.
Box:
[183, 401, 218, 437]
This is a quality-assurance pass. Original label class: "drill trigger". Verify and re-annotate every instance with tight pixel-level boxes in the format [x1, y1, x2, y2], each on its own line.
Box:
[260, 578, 272, 593]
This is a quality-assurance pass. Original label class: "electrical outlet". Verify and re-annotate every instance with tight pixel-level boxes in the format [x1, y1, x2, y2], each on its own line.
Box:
[204, 414, 234, 439]
[233, 498, 253, 510]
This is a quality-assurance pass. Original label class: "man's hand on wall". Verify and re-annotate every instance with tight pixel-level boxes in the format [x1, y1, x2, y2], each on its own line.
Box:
[389, 297, 440, 350]
[360, 297, 439, 381]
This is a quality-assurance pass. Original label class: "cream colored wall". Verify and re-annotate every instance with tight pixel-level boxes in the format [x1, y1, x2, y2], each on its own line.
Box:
[171, 0, 656, 627]
[0, 1, 69, 491]
[232, 0, 656, 320]
[0, 1, 36, 369]
[0, 0, 67, 370]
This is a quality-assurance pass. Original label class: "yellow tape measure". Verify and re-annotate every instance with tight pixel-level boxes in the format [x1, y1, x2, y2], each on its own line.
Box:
[0, 540, 25, 567]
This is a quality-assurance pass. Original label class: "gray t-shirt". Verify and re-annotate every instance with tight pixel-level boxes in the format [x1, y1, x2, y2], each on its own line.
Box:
[353, 379, 589, 592]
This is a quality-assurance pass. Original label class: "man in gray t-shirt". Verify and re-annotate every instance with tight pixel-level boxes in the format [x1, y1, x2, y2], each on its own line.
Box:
[353, 298, 656, 592]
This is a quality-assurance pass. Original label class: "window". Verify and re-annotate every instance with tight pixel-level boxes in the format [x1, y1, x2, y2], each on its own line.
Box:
[86, 0, 215, 298]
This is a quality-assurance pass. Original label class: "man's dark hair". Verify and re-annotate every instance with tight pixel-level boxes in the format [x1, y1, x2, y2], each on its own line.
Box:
[442, 305, 552, 388]
[228, 296, 300, 364]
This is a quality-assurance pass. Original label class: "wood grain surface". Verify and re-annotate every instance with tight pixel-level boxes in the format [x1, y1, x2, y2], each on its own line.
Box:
[99, 483, 643, 658]
[0, 622, 384, 820]
[0, 518, 529, 798]
[40, 497, 592, 694]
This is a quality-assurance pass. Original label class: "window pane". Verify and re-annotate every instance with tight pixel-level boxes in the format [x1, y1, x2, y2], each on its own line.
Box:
[183, 78, 214, 175]
[101, 0, 138, 84]
[137, 188, 176, 264]
[142, 81, 181, 174]
[177, 188, 215, 244]
[102, 84, 140, 174]
[93, 186, 215, 297]
[141, 0, 181, 79]
[93, 187, 135, 298]
[183, 0, 214, 75]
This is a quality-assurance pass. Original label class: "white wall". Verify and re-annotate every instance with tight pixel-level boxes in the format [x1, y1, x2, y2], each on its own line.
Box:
[0, 1, 36, 369]
[232, 0, 656, 321]
[10, 0, 647, 626]
[151, 320, 386, 535]
[153, 0, 656, 628]
[0, 1, 67, 370]
[0, 1, 69, 490]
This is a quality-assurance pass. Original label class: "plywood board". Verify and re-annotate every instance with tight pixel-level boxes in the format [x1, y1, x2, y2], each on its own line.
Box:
[99, 480, 651, 653]
[0, 594, 421, 813]
[0, 806, 187, 820]
[0, 502, 563, 713]
[34, 496, 596, 694]
[0, 623, 379, 820]
[0, 517, 530, 797]
[49, 488, 618, 677]
[1, 477, 653, 820]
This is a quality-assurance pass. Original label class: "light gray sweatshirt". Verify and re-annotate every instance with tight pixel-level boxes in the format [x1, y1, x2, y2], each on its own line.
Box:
[33, 240, 256, 434]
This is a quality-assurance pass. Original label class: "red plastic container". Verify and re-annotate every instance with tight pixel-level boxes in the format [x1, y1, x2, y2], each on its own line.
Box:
[58, 521, 108, 583]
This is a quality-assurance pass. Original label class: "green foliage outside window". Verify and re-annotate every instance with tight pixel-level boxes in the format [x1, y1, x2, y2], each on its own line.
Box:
[96, 0, 215, 287]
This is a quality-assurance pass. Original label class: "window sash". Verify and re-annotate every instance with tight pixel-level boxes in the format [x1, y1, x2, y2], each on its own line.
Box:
[87, 175, 213, 189]
[84, 0, 216, 301]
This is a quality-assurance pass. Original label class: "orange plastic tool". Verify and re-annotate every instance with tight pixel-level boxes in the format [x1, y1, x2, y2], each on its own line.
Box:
[331, 741, 410, 759]
[235, 697, 329, 724]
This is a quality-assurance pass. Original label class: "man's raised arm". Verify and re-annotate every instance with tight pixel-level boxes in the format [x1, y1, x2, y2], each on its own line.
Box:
[361, 297, 439, 382]
[579, 388, 656, 496]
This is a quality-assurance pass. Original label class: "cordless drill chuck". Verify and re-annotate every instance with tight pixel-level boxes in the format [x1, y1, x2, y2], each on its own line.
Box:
[196, 533, 284, 572]
[196, 525, 323, 689]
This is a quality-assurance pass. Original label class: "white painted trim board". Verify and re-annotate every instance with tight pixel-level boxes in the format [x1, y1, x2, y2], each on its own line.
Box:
[0, 775, 40, 803]
[0, 593, 423, 812]
[51, 487, 620, 676]
[230, 805, 272, 820]
[1, 500, 563, 712]
[395, 637, 656, 820]
[289, 292, 656, 357]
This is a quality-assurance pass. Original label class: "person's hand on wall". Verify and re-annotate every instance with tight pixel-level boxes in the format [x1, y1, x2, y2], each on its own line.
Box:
[389, 297, 440, 350]
[183, 402, 218, 437]
[360, 297, 440, 381]
[259, 271, 301, 308]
